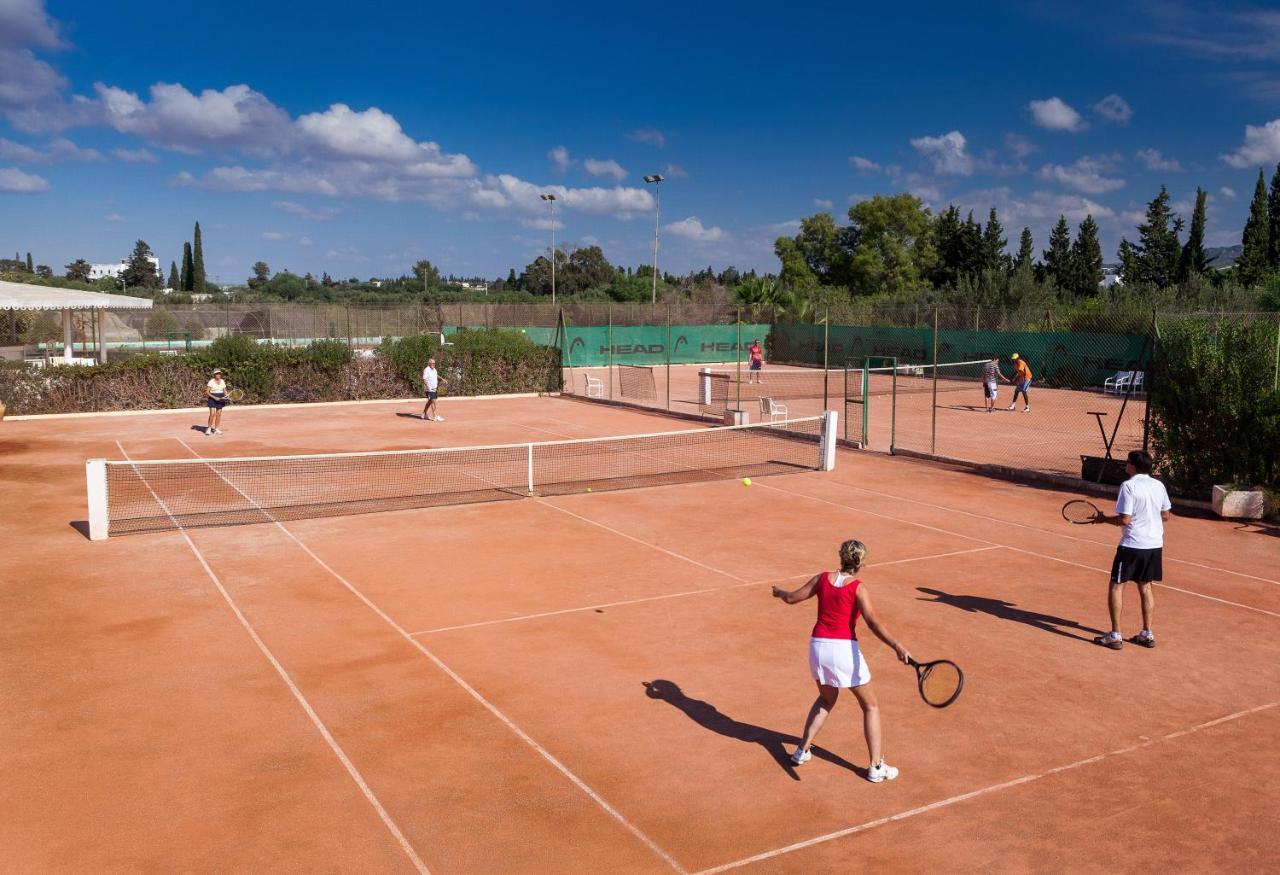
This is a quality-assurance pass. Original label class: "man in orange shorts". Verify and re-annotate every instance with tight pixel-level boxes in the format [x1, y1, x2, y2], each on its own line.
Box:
[1007, 353, 1033, 413]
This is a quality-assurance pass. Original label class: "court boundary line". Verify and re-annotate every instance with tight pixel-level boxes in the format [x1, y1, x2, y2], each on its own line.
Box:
[410, 546, 1001, 637]
[114, 441, 430, 875]
[173, 438, 686, 874]
[693, 700, 1279, 874]
[758, 481, 1280, 620]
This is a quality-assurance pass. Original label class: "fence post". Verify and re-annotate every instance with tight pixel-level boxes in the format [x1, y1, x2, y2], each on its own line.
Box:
[735, 310, 742, 413]
[1273, 312, 1280, 392]
[822, 307, 830, 410]
[666, 302, 672, 411]
[607, 304, 613, 400]
[345, 306, 352, 349]
[931, 306, 939, 455]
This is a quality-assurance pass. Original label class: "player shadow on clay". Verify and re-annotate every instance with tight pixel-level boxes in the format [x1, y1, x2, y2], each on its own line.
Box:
[916, 587, 1104, 643]
[642, 679, 867, 781]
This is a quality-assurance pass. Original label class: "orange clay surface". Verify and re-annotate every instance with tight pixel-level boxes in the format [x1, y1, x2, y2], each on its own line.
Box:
[565, 362, 1147, 479]
[1, 394, 1277, 873]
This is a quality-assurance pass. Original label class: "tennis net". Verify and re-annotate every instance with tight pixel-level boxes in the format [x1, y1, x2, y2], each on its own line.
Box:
[701, 369, 848, 413]
[88, 412, 837, 538]
[616, 364, 658, 401]
[860, 360, 989, 399]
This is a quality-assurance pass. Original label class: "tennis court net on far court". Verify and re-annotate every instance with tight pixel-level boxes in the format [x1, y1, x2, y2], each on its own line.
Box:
[88, 412, 838, 538]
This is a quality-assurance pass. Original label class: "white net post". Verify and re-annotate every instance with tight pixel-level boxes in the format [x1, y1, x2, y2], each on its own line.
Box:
[526, 443, 535, 494]
[820, 410, 838, 471]
[86, 459, 108, 540]
[699, 367, 712, 405]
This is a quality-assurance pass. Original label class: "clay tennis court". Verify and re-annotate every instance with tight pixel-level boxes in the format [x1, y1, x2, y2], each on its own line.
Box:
[2, 394, 1276, 872]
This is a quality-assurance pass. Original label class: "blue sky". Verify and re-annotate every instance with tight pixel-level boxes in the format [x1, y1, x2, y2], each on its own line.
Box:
[2, 0, 1280, 283]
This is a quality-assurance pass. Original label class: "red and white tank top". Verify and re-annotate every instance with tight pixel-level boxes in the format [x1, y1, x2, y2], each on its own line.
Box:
[811, 572, 861, 640]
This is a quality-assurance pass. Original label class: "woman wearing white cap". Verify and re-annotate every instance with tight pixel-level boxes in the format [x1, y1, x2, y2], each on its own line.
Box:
[205, 368, 228, 435]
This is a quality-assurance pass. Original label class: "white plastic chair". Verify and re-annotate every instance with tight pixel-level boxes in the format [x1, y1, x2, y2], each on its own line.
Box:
[759, 396, 788, 423]
[1129, 371, 1144, 394]
[584, 374, 604, 398]
[1104, 371, 1133, 394]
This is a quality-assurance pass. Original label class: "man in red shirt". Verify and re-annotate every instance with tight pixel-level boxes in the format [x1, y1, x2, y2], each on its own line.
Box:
[748, 338, 764, 384]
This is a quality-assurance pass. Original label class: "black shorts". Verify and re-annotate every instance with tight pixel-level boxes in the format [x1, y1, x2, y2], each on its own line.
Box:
[425, 390, 438, 400]
[1110, 546, 1162, 583]
[749, 360, 762, 371]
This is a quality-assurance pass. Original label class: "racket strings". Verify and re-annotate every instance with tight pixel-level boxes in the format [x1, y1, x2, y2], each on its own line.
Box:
[919, 663, 962, 705]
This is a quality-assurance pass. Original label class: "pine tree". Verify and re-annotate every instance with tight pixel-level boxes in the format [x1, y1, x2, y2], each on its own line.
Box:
[1117, 185, 1182, 287]
[1043, 216, 1073, 288]
[1178, 188, 1209, 281]
[181, 242, 193, 291]
[1014, 227, 1034, 272]
[121, 240, 162, 289]
[1068, 215, 1103, 296]
[981, 208, 1008, 274]
[192, 222, 206, 292]
[932, 205, 965, 287]
[1267, 163, 1280, 270]
[961, 211, 983, 276]
[1237, 169, 1271, 286]
[167, 261, 180, 290]
[25, 252, 34, 272]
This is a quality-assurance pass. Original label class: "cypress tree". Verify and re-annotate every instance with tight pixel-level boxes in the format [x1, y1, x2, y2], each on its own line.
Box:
[25, 251, 33, 272]
[1238, 169, 1271, 286]
[1178, 188, 1209, 281]
[181, 242, 194, 291]
[981, 207, 1008, 274]
[192, 222, 206, 292]
[1117, 185, 1181, 287]
[1014, 227, 1034, 272]
[1069, 215, 1103, 296]
[168, 261, 180, 290]
[961, 211, 983, 276]
[932, 205, 965, 288]
[1267, 163, 1280, 270]
[1043, 216, 1073, 288]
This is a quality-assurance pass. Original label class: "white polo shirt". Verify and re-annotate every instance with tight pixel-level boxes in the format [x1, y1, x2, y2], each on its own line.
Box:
[1115, 473, 1171, 549]
[422, 366, 439, 391]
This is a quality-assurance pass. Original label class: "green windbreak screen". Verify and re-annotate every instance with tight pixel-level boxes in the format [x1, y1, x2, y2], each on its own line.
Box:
[445, 323, 771, 366]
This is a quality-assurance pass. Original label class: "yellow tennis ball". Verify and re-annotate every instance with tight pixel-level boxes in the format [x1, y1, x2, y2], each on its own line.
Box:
[586, 487, 592, 493]
[743, 478, 752, 486]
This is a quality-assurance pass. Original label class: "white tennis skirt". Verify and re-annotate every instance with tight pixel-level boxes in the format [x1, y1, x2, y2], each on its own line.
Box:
[809, 637, 872, 688]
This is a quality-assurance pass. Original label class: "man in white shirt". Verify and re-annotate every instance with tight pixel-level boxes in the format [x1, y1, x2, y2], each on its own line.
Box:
[420, 357, 445, 422]
[1094, 450, 1171, 650]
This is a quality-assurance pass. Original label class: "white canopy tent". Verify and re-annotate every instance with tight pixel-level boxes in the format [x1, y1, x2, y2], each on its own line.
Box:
[0, 280, 152, 364]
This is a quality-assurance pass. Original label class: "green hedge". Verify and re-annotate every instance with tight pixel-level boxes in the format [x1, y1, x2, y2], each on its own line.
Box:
[1149, 317, 1280, 497]
[0, 331, 561, 415]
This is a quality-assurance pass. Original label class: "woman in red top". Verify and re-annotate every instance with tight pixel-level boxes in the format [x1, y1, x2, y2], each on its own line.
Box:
[772, 539, 911, 782]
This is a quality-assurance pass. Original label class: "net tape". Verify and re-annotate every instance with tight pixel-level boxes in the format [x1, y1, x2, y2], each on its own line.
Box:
[700, 360, 990, 412]
[98, 415, 832, 536]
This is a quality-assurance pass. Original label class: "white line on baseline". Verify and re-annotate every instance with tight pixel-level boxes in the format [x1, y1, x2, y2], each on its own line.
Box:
[410, 546, 1001, 637]
[835, 477, 1279, 586]
[759, 480, 1280, 620]
[173, 438, 685, 874]
[693, 700, 1279, 874]
[115, 441, 430, 875]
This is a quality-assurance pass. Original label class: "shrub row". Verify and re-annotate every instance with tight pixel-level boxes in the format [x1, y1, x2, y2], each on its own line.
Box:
[0, 330, 561, 416]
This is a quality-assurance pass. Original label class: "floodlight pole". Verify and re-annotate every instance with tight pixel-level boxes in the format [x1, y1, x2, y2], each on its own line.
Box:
[644, 174, 664, 305]
[540, 193, 557, 305]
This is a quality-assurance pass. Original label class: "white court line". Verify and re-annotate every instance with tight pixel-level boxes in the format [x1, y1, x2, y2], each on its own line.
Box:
[174, 438, 685, 874]
[694, 700, 1279, 874]
[411, 547, 1001, 637]
[115, 441, 429, 875]
[759, 481, 1280, 620]
[834, 476, 1279, 586]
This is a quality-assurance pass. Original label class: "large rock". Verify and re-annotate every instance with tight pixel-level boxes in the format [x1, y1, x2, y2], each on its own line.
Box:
[1211, 485, 1265, 520]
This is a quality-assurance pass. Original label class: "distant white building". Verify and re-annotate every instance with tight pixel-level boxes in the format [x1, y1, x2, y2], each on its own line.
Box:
[1101, 265, 1122, 288]
[459, 280, 489, 293]
[89, 256, 160, 280]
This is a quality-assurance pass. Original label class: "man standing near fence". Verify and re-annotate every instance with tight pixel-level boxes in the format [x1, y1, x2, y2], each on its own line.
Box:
[1094, 450, 1170, 650]
[983, 354, 1009, 413]
[421, 357, 446, 422]
[1007, 353, 1032, 412]
[748, 338, 764, 384]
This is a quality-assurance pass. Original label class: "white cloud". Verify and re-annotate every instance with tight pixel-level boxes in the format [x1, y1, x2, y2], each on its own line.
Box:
[1135, 148, 1184, 172]
[582, 157, 627, 181]
[297, 236, 312, 247]
[548, 145, 572, 173]
[849, 155, 882, 173]
[104, 212, 124, 222]
[627, 128, 666, 147]
[1092, 94, 1133, 124]
[814, 198, 834, 209]
[521, 217, 565, 231]
[471, 173, 653, 217]
[1029, 97, 1087, 132]
[909, 184, 944, 203]
[1220, 186, 1237, 199]
[273, 200, 339, 221]
[262, 231, 288, 240]
[295, 103, 415, 162]
[1037, 156, 1125, 194]
[113, 147, 156, 163]
[47, 136, 101, 161]
[910, 130, 974, 175]
[0, 0, 65, 50]
[95, 82, 292, 154]
[662, 163, 688, 178]
[0, 135, 99, 162]
[663, 216, 725, 242]
[1004, 133, 1036, 158]
[0, 137, 42, 162]
[1221, 119, 1280, 168]
[0, 166, 48, 191]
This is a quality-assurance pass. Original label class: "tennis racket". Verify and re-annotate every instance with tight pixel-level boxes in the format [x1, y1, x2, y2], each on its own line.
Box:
[224, 388, 245, 402]
[908, 657, 964, 708]
[1062, 499, 1102, 524]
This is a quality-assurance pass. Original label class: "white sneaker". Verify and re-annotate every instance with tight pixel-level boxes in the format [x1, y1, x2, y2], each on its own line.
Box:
[213, 428, 223, 434]
[1006, 404, 1016, 410]
[867, 759, 899, 782]
[434, 415, 445, 422]
[1023, 405, 1030, 413]
[790, 747, 811, 766]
